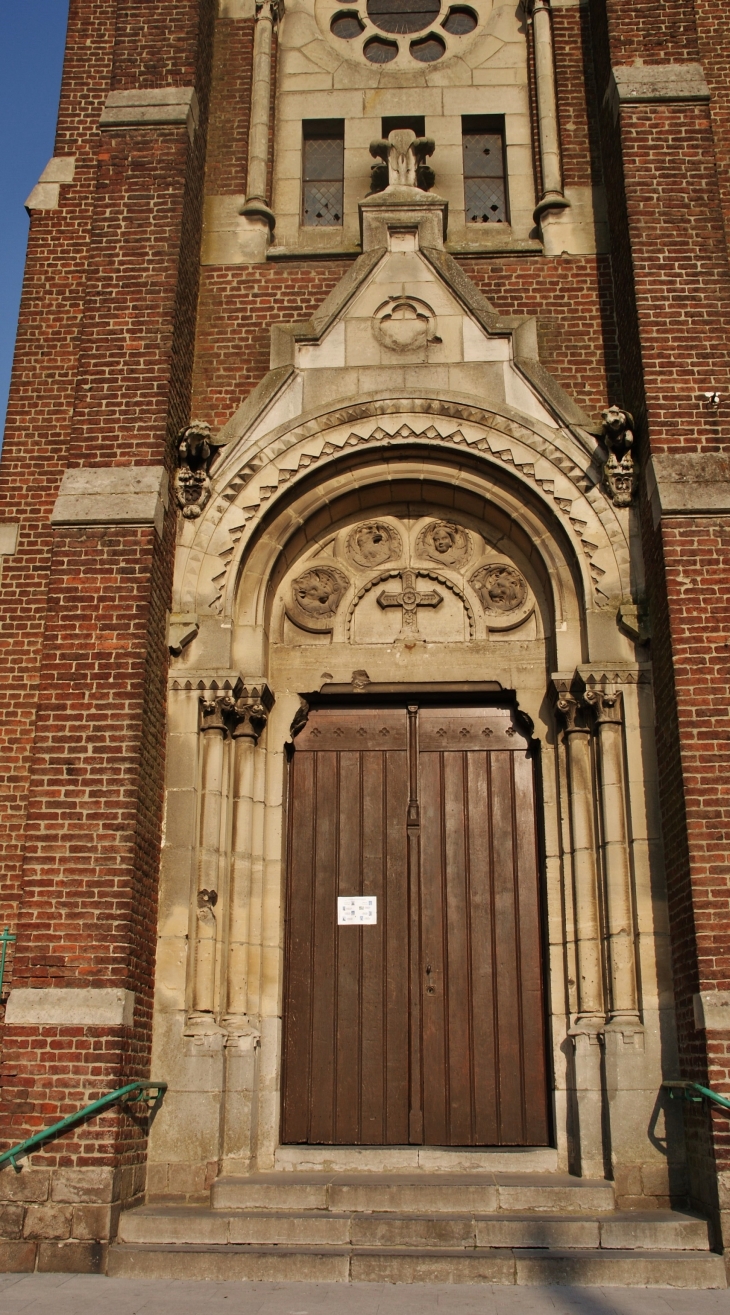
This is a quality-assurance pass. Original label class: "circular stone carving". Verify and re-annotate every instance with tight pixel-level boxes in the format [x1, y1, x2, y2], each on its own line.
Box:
[346, 521, 402, 568]
[287, 567, 350, 632]
[415, 520, 472, 569]
[470, 564, 533, 630]
[372, 297, 439, 354]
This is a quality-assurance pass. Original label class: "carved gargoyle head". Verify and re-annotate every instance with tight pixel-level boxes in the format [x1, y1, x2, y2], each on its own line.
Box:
[600, 405, 634, 457]
[600, 405, 637, 507]
[176, 421, 225, 519]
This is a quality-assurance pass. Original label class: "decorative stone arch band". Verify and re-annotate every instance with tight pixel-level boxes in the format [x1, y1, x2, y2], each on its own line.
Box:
[174, 400, 630, 629]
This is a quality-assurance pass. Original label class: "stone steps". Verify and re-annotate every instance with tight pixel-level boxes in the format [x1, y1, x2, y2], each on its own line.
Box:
[108, 1172, 726, 1283]
[118, 1204, 711, 1251]
[107, 1241, 726, 1287]
[210, 1170, 616, 1214]
[108, 1183, 726, 1286]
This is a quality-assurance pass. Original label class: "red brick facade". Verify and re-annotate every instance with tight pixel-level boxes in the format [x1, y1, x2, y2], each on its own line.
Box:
[2, 0, 730, 1275]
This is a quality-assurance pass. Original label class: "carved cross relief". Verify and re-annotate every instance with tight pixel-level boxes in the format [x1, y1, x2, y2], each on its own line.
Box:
[377, 569, 443, 634]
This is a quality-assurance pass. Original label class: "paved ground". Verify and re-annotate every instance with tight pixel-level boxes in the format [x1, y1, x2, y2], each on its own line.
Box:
[1, 1276, 730, 1315]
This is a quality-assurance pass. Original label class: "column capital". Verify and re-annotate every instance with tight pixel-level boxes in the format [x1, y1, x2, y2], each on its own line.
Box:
[255, 0, 283, 21]
[232, 683, 275, 742]
[585, 686, 624, 725]
[200, 692, 235, 733]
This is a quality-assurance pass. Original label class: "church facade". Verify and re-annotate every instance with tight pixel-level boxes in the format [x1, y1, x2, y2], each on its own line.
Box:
[1, 0, 730, 1283]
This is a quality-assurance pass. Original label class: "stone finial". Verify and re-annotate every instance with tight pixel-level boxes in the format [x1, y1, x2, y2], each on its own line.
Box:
[600, 405, 637, 507]
[369, 130, 435, 193]
[175, 420, 225, 520]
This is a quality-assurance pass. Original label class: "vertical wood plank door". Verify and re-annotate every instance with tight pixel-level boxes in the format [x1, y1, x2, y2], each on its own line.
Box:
[281, 703, 550, 1146]
[418, 708, 549, 1146]
[281, 708, 410, 1144]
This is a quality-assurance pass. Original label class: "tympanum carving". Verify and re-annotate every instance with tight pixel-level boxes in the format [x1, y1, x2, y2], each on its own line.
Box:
[346, 521, 402, 568]
[470, 563, 534, 630]
[287, 567, 350, 632]
[415, 520, 472, 569]
[471, 564, 527, 613]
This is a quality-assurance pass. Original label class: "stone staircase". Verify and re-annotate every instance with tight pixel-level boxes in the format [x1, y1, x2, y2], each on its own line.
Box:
[108, 1168, 727, 1286]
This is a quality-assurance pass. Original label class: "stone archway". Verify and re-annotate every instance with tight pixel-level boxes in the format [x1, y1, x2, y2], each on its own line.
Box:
[150, 408, 669, 1193]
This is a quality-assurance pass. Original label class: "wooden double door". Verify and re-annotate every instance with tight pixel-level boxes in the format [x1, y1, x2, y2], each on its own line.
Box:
[281, 702, 550, 1146]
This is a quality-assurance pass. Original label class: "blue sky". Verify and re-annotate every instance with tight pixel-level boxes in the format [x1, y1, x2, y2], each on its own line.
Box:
[0, 2, 69, 438]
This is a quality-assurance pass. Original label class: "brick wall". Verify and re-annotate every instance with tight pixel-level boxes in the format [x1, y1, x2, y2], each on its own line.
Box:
[0, 0, 215, 1271]
[591, 0, 730, 1239]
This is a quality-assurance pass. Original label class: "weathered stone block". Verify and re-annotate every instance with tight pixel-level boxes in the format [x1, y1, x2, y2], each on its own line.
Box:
[23, 1204, 73, 1240]
[37, 1240, 107, 1273]
[0, 1204, 25, 1239]
[0, 1240, 37, 1271]
[0, 1171, 50, 1204]
[51, 1167, 118, 1204]
[71, 1204, 120, 1241]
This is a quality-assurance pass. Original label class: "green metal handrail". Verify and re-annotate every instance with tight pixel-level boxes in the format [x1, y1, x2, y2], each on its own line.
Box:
[663, 1079, 730, 1113]
[0, 1080, 167, 1173]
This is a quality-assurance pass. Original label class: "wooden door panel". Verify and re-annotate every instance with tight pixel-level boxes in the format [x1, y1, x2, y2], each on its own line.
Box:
[417, 708, 549, 1147]
[282, 703, 549, 1148]
[281, 708, 409, 1144]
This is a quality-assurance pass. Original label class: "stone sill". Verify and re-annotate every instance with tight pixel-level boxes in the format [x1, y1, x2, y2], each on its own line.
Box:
[267, 247, 362, 261]
[267, 239, 543, 260]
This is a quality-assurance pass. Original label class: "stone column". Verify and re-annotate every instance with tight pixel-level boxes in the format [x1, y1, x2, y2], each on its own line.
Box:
[224, 685, 274, 1029]
[529, 0, 569, 219]
[221, 684, 273, 1168]
[585, 687, 640, 1026]
[557, 690, 606, 1178]
[187, 694, 232, 1031]
[239, 0, 280, 256]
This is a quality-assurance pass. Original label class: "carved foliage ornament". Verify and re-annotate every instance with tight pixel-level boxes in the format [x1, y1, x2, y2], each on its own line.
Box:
[600, 405, 637, 507]
[415, 520, 472, 569]
[287, 567, 350, 632]
[346, 521, 402, 568]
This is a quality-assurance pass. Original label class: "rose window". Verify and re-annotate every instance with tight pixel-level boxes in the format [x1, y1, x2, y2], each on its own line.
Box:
[324, 0, 481, 65]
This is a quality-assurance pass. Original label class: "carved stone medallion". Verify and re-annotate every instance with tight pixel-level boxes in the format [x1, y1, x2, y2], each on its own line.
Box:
[346, 521, 402, 569]
[287, 567, 350, 633]
[470, 564, 533, 630]
[372, 297, 440, 355]
[415, 520, 472, 569]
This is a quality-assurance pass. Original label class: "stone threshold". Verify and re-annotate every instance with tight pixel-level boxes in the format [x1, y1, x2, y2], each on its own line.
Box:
[272, 1144, 558, 1173]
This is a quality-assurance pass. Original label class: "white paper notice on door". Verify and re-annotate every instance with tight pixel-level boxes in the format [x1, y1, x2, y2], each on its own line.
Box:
[337, 896, 377, 925]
